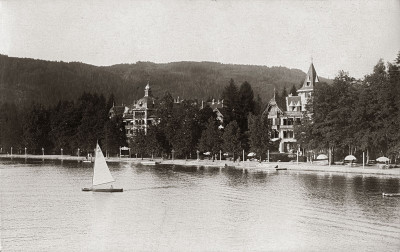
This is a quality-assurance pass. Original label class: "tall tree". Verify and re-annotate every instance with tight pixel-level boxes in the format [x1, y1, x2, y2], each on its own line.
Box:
[129, 129, 147, 159]
[0, 103, 23, 151]
[49, 100, 81, 154]
[144, 125, 162, 159]
[103, 115, 127, 156]
[222, 120, 242, 161]
[22, 104, 53, 153]
[197, 118, 222, 159]
[290, 84, 298, 96]
[238, 81, 255, 132]
[170, 101, 200, 159]
[221, 79, 240, 123]
[248, 114, 271, 161]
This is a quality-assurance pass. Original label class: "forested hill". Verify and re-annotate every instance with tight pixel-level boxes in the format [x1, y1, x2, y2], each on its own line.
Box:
[0, 55, 330, 107]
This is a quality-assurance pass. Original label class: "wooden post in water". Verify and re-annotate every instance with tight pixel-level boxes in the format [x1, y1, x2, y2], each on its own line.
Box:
[242, 150, 244, 163]
[220, 150, 221, 161]
[267, 150, 270, 162]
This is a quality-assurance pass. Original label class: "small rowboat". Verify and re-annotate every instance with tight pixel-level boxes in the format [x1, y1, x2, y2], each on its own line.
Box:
[82, 188, 123, 192]
[382, 193, 400, 197]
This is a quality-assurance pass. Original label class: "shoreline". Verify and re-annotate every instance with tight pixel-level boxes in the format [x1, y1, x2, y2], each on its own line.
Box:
[1, 154, 399, 176]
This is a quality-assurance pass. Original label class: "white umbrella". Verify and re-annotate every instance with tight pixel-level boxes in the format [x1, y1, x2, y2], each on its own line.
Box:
[316, 154, 328, 160]
[344, 155, 357, 161]
[376, 156, 389, 162]
[247, 152, 256, 157]
[203, 152, 211, 156]
[223, 153, 229, 156]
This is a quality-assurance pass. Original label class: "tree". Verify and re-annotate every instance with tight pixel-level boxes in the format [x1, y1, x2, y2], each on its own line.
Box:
[22, 104, 53, 153]
[197, 118, 222, 159]
[75, 93, 108, 153]
[221, 79, 240, 123]
[170, 101, 200, 159]
[238, 81, 255, 132]
[222, 121, 241, 161]
[253, 94, 263, 116]
[248, 114, 270, 161]
[144, 125, 162, 159]
[129, 129, 147, 159]
[198, 105, 216, 131]
[103, 115, 127, 156]
[276, 87, 287, 110]
[156, 92, 175, 154]
[0, 103, 23, 151]
[290, 84, 298, 96]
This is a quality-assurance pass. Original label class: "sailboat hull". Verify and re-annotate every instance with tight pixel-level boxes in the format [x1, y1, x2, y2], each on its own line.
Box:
[82, 188, 123, 192]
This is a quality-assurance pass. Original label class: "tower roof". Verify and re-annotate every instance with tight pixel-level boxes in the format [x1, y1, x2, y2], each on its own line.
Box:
[298, 63, 319, 92]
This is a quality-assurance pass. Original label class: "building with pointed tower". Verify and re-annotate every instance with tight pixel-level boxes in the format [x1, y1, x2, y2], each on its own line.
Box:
[263, 62, 319, 153]
[109, 82, 158, 138]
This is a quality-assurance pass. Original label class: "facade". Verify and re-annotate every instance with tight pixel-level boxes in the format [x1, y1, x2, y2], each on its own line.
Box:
[109, 82, 158, 138]
[263, 63, 319, 153]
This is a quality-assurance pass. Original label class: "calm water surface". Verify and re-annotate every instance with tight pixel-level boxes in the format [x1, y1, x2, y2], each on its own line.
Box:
[1, 158, 400, 251]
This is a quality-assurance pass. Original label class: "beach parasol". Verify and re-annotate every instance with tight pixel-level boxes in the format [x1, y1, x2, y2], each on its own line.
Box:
[316, 154, 328, 160]
[203, 152, 211, 156]
[376, 156, 389, 163]
[247, 152, 256, 157]
[344, 155, 357, 162]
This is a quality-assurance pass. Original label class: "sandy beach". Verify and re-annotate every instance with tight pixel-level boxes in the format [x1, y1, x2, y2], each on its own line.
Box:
[1, 154, 399, 176]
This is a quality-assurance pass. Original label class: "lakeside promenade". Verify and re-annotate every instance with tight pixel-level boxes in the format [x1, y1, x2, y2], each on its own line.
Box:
[1, 154, 400, 176]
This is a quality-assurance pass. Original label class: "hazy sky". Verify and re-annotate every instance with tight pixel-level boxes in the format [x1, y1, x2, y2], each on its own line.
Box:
[1, 0, 399, 78]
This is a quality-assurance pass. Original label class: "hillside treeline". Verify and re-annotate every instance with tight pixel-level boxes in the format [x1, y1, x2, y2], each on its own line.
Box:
[0, 54, 320, 108]
[0, 80, 275, 161]
[295, 52, 400, 162]
[0, 93, 126, 156]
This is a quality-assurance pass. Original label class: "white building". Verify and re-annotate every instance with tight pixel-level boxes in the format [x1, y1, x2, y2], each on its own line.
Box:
[263, 63, 319, 153]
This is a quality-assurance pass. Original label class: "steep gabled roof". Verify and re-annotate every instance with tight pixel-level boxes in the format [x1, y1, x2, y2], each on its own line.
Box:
[263, 94, 284, 117]
[298, 63, 319, 92]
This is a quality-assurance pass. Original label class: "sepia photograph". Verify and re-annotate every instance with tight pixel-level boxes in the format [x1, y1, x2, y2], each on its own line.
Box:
[1, 0, 400, 251]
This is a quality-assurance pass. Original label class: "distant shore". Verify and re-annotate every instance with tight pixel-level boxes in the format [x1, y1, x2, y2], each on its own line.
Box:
[1, 154, 399, 176]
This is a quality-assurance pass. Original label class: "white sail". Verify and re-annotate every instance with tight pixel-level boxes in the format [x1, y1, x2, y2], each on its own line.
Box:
[92, 143, 115, 186]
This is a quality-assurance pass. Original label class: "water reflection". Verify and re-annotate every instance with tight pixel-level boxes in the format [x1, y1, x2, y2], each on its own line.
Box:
[1, 160, 399, 251]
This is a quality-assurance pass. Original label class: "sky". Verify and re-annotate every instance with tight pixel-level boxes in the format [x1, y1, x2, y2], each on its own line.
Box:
[1, 0, 399, 79]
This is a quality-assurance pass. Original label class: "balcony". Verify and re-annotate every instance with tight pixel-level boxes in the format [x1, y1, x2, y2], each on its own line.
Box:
[279, 125, 294, 129]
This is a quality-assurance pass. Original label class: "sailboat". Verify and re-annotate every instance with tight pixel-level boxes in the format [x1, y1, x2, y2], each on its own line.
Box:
[82, 143, 123, 192]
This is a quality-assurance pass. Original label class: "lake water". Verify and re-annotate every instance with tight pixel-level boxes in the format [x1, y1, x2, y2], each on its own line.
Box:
[1, 158, 399, 251]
